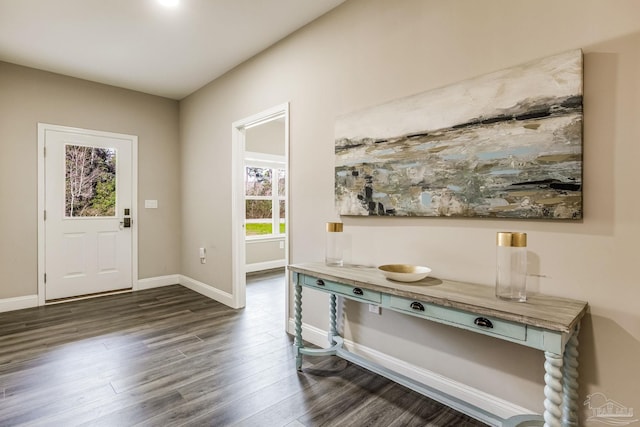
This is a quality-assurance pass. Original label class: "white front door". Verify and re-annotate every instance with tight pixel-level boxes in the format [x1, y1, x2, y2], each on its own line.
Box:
[43, 125, 135, 300]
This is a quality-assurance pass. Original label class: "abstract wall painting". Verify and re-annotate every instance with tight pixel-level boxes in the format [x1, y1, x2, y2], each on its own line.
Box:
[335, 49, 583, 219]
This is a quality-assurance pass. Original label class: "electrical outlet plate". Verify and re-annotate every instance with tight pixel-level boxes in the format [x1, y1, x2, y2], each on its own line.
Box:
[368, 304, 381, 314]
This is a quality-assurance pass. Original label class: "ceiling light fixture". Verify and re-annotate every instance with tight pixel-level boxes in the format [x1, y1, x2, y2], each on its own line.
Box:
[157, 0, 179, 7]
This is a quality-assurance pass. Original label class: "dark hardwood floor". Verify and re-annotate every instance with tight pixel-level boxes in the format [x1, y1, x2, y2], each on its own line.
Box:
[0, 270, 487, 426]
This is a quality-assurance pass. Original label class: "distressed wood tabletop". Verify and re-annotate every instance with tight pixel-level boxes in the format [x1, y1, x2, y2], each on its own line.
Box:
[289, 262, 588, 333]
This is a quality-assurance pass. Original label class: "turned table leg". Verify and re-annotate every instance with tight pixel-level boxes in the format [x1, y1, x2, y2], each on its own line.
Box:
[294, 280, 303, 371]
[544, 351, 564, 427]
[562, 327, 580, 426]
[329, 293, 338, 344]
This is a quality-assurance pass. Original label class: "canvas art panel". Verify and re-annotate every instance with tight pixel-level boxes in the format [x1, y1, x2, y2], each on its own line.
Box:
[335, 49, 583, 219]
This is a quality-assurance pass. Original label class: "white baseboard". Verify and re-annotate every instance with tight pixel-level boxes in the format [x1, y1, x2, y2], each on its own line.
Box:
[0, 295, 38, 313]
[2, 275, 224, 313]
[137, 275, 180, 290]
[245, 259, 286, 273]
[287, 318, 531, 421]
[287, 317, 329, 346]
[179, 275, 234, 307]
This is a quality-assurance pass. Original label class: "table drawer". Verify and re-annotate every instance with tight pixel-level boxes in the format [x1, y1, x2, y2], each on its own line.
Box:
[301, 275, 381, 304]
[388, 295, 526, 341]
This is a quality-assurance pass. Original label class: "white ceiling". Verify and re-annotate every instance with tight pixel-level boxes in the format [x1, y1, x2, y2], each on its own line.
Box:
[0, 0, 346, 99]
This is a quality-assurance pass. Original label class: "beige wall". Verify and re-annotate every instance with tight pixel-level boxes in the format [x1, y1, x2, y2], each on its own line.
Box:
[180, 0, 640, 419]
[246, 239, 285, 265]
[245, 118, 285, 155]
[0, 62, 181, 299]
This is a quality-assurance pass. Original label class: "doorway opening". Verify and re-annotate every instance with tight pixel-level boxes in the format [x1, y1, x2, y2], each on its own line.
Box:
[231, 104, 289, 323]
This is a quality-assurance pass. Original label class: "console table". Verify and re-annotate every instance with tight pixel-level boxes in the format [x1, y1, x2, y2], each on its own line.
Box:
[289, 262, 588, 427]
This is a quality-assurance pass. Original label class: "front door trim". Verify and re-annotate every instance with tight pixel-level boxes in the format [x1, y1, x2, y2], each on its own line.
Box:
[37, 123, 138, 305]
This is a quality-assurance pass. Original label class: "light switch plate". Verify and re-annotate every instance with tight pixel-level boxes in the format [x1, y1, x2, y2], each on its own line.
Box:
[145, 200, 158, 209]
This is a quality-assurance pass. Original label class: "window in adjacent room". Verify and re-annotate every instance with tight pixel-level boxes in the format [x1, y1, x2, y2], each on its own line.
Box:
[244, 155, 286, 237]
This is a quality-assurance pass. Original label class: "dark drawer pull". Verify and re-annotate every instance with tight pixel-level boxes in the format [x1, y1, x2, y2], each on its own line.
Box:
[474, 317, 493, 328]
[410, 301, 425, 311]
[315, 279, 325, 286]
[352, 287, 364, 296]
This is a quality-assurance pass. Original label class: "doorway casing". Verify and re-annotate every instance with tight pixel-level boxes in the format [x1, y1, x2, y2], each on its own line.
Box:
[231, 103, 290, 314]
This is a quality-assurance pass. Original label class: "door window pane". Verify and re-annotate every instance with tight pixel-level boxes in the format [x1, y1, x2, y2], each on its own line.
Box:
[246, 222, 273, 236]
[278, 168, 286, 196]
[245, 167, 272, 196]
[279, 200, 286, 233]
[246, 200, 272, 219]
[65, 145, 116, 217]
[246, 200, 273, 236]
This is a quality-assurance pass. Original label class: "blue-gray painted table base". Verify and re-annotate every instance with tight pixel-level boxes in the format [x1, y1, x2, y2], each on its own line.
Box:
[290, 263, 587, 427]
